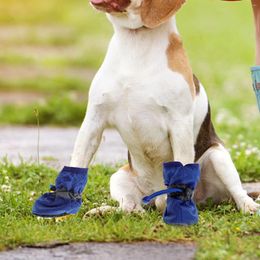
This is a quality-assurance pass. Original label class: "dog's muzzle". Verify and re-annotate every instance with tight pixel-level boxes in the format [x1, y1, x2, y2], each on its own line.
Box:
[90, 0, 130, 13]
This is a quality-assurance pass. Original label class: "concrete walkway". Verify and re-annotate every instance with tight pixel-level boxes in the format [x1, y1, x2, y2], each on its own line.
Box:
[0, 242, 196, 260]
[0, 126, 127, 168]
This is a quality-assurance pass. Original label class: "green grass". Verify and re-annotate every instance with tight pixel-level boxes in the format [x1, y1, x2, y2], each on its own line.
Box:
[0, 160, 259, 259]
[0, 77, 89, 93]
[0, 95, 86, 125]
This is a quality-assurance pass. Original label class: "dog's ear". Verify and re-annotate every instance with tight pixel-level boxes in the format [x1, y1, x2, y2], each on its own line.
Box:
[141, 0, 185, 28]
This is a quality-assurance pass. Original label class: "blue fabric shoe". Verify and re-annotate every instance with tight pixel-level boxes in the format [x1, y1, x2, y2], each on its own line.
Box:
[142, 161, 200, 225]
[32, 166, 88, 217]
[251, 66, 260, 111]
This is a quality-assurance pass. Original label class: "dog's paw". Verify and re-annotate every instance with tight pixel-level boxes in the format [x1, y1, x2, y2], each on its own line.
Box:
[84, 205, 117, 217]
[237, 196, 260, 214]
[119, 195, 145, 213]
[121, 201, 145, 213]
[155, 195, 166, 213]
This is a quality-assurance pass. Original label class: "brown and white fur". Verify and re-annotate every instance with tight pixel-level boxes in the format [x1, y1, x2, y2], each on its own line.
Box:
[70, 0, 260, 214]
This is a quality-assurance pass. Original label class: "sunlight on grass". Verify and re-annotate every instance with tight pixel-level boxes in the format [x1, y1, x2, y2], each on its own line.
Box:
[0, 161, 259, 259]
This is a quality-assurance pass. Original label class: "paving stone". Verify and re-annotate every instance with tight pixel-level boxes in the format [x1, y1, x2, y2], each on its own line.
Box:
[0, 242, 196, 260]
[0, 126, 127, 168]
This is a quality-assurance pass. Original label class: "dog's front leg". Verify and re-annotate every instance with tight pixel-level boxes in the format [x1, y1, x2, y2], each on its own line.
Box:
[169, 117, 195, 164]
[32, 101, 106, 217]
[70, 103, 106, 168]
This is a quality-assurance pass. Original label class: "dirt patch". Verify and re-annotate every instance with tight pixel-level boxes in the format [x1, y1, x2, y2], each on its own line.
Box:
[0, 65, 96, 81]
[2, 45, 79, 57]
[0, 91, 45, 105]
[0, 25, 74, 42]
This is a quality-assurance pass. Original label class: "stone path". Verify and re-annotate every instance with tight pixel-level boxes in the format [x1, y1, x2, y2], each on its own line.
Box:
[0, 126, 127, 168]
[0, 242, 196, 260]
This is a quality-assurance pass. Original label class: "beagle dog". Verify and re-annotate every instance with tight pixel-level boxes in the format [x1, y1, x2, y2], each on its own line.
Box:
[70, 0, 260, 214]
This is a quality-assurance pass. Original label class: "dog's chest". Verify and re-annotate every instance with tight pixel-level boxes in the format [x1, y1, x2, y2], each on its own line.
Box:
[102, 71, 190, 123]
[111, 77, 174, 164]
[96, 31, 193, 125]
[97, 70, 191, 162]
[113, 75, 171, 131]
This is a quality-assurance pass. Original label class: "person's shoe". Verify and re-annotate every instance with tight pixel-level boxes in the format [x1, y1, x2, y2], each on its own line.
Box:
[142, 161, 200, 225]
[251, 66, 260, 111]
[32, 166, 88, 218]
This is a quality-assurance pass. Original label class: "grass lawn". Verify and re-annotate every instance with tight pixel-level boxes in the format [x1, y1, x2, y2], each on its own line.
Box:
[0, 0, 260, 259]
[0, 161, 259, 260]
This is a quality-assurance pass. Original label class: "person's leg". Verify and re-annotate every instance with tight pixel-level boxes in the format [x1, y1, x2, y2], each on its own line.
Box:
[252, 0, 260, 65]
[251, 0, 260, 111]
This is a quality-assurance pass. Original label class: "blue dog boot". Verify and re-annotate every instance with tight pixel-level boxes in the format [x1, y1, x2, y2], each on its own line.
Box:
[32, 166, 88, 218]
[142, 161, 200, 225]
[163, 162, 200, 225]
[251, 66, 260, 111]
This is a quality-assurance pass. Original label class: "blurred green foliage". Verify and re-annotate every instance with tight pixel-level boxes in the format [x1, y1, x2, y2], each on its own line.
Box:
[0, 0, 257, 124]
[0, 95, 86, 125]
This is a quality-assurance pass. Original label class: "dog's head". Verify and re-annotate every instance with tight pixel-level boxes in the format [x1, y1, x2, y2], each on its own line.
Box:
[90, 0, 186, 29]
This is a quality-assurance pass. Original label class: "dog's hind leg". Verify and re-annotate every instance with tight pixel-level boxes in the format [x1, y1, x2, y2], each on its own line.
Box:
[195, 144, 260, 214]
[84, 165, 144, 217]
[110, 165, 145, 213]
